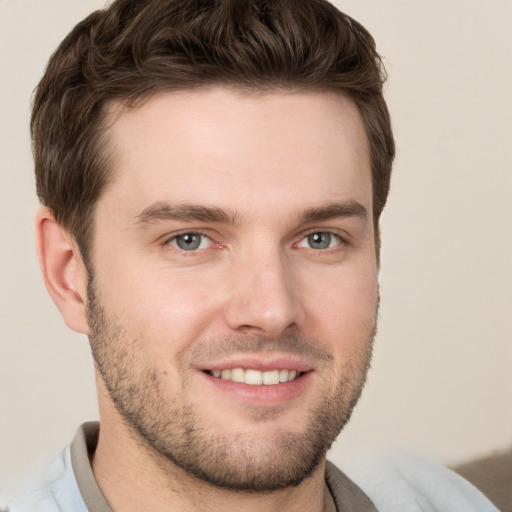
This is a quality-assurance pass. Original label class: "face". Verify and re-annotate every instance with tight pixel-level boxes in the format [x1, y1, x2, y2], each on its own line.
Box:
[86, 88, 378, 491]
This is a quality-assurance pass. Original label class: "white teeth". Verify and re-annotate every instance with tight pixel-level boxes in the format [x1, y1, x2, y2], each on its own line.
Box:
[263, 370, 280, 385]
[231, 368, 245, 383]
[245, 369, 263, 385]
[210, 368, 302, 385]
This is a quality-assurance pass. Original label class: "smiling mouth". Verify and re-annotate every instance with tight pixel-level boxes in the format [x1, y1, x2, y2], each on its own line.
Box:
[205, 368, 304, 385]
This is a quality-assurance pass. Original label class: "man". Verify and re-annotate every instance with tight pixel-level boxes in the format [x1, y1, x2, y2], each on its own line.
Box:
[7, 1, 498, 511]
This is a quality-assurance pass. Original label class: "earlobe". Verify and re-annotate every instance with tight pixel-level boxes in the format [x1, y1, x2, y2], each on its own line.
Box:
[35, 207, 90, 335]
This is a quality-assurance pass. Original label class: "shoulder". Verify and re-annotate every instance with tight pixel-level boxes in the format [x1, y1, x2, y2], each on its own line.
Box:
[349, 452, 500, 512]
[7, 447, 87, 512]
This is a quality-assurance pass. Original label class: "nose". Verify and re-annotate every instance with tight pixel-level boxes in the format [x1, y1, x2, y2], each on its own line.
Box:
[223, 248, 304, 338]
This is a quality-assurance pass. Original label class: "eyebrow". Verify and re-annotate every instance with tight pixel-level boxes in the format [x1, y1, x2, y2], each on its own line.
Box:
[298, 200, 369, 225]
[134, 202, 241, 226]
[134, 200, 369, 227]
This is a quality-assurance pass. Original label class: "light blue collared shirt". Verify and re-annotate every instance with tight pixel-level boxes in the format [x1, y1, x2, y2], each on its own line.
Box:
[6, 422, 499, 512]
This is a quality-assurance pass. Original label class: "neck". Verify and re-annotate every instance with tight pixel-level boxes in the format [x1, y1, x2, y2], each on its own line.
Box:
[92, 403, 332, 512]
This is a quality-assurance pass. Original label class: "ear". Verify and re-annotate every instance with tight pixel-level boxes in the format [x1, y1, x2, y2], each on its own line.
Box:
[35, 206, 90, 334]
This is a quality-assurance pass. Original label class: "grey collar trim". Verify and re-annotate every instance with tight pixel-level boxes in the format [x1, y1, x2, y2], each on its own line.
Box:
[70, 422, 113, 512]
[325, 460, 378, 512]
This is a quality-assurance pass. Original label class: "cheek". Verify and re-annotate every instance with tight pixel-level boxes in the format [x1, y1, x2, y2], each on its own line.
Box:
[300, 265, 378, 352]
[93, 256, 222, 352]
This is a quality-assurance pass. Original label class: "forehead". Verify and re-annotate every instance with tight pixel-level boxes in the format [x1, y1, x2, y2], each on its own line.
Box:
[102, 88, 372, 221]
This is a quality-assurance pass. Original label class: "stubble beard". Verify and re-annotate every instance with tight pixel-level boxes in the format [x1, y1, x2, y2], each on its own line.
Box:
[86, 277, 375, 492]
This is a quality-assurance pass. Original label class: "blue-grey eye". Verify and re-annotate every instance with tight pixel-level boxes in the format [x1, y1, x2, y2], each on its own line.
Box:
[299, 232, 340, 250]
[169, 233, 211, 251]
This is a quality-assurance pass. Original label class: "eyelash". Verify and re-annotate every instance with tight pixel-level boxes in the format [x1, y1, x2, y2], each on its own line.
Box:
[164, 229, 348, 255]
[165, 231, 217, 254]
[294, 231, 344, 251]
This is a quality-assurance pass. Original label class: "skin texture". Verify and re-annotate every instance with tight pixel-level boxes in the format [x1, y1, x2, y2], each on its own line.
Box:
[37, 88, 378, 512]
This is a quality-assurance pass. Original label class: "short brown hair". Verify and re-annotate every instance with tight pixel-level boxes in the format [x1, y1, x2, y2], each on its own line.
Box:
[31, 0, 394, 261]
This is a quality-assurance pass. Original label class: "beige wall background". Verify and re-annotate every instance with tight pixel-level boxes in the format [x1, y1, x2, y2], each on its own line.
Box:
[1, 0, 511, 503]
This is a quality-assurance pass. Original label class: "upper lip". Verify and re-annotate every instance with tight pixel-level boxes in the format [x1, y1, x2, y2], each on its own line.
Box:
[197, 355, 314, 373]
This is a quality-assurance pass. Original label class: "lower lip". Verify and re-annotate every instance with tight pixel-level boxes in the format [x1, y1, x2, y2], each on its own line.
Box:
[199, 371, 313, 406]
